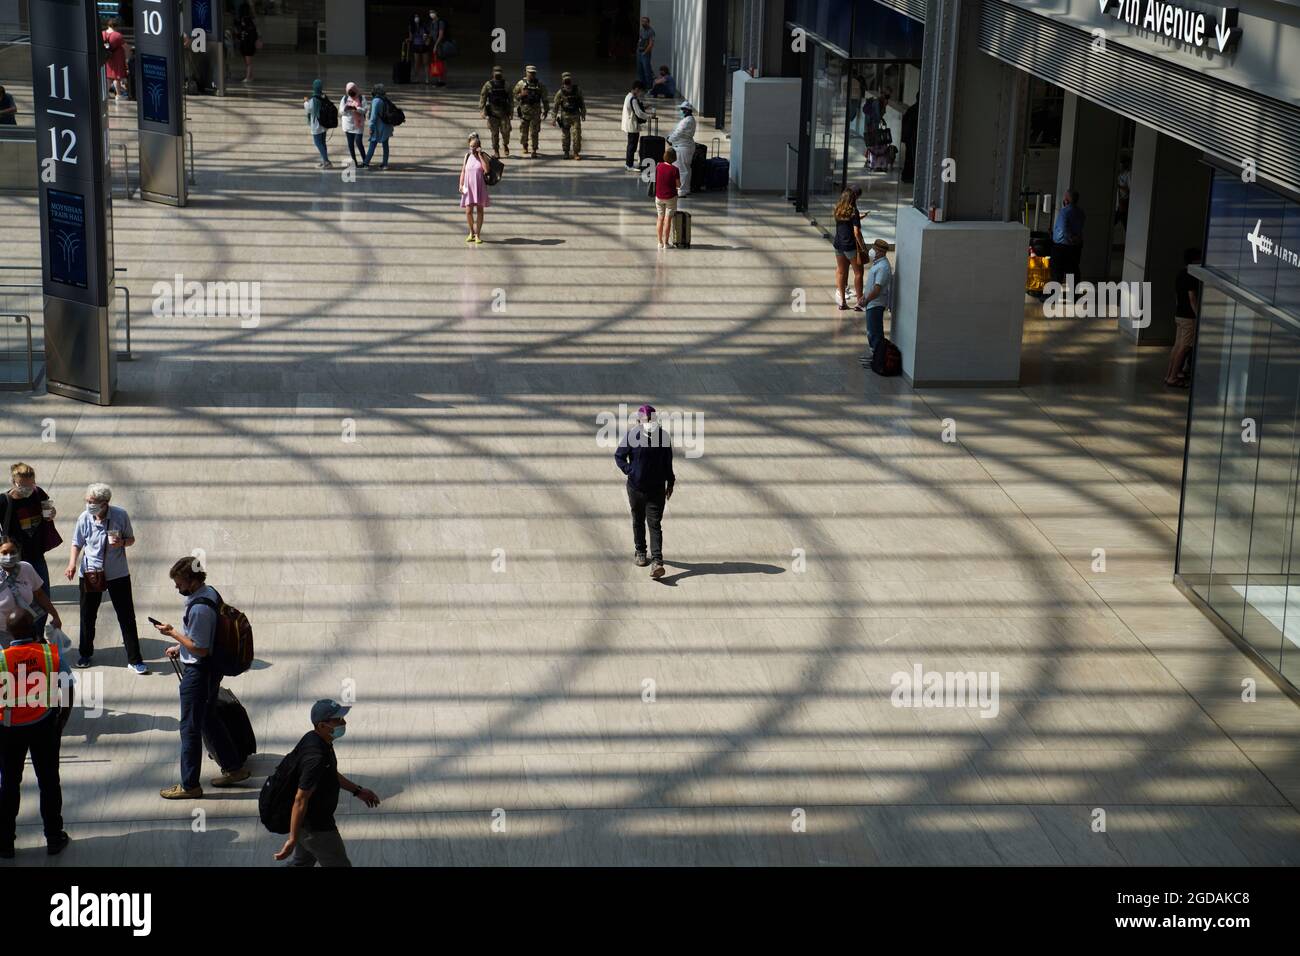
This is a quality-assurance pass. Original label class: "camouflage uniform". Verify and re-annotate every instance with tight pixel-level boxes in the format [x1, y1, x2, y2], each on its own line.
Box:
[552, 73, 587, 159]
[512, 67, 548, 156]
[479, 69, 512, 156]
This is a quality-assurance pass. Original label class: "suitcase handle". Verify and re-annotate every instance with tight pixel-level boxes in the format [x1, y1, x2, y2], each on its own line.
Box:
[170, 655, 183, 680]
[711, 136, 721, 154]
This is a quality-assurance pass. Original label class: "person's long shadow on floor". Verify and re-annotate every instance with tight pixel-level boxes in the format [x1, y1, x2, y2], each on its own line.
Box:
[654, 561, 785, 587]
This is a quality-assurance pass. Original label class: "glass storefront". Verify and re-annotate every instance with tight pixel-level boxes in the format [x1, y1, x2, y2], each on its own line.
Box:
[789, 0, 922, 247]
[1176, 171, 1300, 689]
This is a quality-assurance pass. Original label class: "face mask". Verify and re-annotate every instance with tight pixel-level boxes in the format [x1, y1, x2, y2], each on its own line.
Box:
[0, 554, 17, 569]
[331, 725, 346, 740]
[10, 485, 32, 499]
[868, 248, 878, 261]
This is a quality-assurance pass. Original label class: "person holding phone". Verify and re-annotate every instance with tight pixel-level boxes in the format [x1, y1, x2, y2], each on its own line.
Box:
[459, 132, 490, 244]
[153, 557, 249, 799]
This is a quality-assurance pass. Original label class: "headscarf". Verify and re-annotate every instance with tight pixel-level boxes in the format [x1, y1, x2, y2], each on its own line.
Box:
[311, 79, 323, 96]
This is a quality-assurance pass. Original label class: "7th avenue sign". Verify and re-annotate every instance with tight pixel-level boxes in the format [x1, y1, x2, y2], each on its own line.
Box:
[1099, 0, 1241, 54]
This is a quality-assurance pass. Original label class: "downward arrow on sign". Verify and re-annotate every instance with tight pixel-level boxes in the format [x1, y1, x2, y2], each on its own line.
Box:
[1211, 7, 1232, 52]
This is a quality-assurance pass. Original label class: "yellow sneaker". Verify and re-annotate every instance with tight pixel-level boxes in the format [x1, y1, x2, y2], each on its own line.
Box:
[465, 234, 475, 243]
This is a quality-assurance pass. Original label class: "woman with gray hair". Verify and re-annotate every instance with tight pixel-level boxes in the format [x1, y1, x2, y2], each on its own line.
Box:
[459, 131, 490, 243]
[65, 483, 144, 672]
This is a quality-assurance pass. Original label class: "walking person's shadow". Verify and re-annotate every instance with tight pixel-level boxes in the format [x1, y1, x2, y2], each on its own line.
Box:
[654, 561, 785, 587]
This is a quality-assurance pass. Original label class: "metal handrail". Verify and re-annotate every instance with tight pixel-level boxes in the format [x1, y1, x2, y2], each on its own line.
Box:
[0, 314, 34, 391]
[110, 141, 135, 198]
[0, 268, 132, 361]
[785, 141, 799, 203]
[186, 130, 196, 185]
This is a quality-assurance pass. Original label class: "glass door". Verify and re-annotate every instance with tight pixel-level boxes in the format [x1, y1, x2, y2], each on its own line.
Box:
[806, 45, 849, 235]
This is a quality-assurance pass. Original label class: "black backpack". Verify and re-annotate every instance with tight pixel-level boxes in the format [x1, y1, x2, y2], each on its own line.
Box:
[484, 155, 504, 186]
[316, 95, 338, 129]
[258, 751, 299, 834]
[379, 96, 406, 127]
[870, 339, 903, 376]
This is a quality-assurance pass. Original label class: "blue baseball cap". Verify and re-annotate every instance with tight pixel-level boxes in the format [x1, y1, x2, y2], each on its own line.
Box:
[311, 699, 350, 724]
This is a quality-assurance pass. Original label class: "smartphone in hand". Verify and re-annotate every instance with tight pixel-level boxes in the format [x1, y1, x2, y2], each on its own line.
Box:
[147, 616, 163, 627]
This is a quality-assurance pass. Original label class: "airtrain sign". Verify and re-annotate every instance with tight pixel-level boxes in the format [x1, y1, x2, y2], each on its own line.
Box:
[1099, 0, 1241, 54]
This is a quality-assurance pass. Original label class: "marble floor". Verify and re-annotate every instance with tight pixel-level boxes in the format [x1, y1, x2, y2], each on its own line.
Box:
[0, 58, 1298, 866]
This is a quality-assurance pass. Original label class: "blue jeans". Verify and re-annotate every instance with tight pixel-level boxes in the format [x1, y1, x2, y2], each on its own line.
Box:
[312, 131, 329, 163]
[866, 307, 885, 352]
[364, 136, 389, 167]
[637, 53, 653, 89]
[179, 660, 241, 788]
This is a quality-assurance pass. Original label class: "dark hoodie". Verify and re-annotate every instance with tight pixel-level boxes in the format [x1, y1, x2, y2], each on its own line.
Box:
[615, 423, 675, 496]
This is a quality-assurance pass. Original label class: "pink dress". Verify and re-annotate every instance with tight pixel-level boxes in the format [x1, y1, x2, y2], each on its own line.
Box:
[460, 152, 489, 208]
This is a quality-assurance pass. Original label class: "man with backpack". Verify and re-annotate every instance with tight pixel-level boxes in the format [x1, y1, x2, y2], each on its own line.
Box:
[267, 700, 380, 867]
[552, 72, 587, 160]
[479, 66, 512, 157]
[153, 557, 250, 798]
[513, 66, 548, 158]
[364, 82, 400, 170]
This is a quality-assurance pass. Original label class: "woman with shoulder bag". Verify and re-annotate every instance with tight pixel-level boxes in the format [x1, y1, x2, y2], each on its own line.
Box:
[65, 483, 144, 674]
[831, 186, 867, 311]
[2, 462, 61, 593]
[459, 132, 491, 243]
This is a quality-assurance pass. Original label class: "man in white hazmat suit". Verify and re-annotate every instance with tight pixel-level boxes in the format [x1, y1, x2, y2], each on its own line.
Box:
[668, 100, 697, 196]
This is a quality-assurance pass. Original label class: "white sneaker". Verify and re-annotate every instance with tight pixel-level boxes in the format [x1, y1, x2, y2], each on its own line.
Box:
[835, 291, 845, 307]
[625, 164, 637, 171]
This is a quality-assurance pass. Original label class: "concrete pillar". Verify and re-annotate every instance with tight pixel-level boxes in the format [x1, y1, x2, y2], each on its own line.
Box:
[325, 0, 366, 57]
[1055, 93, 1123, 281]
[895, 0, 1029, 385]
[1119, 128, 1212, 345]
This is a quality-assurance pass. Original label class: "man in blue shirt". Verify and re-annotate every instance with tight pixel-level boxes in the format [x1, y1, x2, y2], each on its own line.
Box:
[1050, 188, 1085, 284]
[153, 557, 249, 799]
[0, 609, 71, 857]
[615, 404, 675, 579]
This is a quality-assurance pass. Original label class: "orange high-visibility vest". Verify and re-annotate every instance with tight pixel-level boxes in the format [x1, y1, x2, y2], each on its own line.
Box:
[0, 641, 59, 726]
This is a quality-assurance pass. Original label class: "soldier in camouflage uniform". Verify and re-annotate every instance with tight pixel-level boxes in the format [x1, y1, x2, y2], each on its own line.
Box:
[479, 65, 512, 157]
[512, 65, 548, 158]
[551, 71, 588, 160]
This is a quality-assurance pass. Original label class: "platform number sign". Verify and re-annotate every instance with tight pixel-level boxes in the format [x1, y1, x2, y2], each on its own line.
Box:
[45, 63, 79, 166]
[135, 0, 183, 135]
[29, 0, 114, 307]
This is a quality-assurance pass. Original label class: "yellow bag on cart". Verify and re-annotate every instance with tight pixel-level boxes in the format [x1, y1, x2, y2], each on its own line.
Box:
[1026, 254, 1051, 295]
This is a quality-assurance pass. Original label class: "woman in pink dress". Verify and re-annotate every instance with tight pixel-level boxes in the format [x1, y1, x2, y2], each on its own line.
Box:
[459, 133, 490, 244]
[102, 19, 129, 99]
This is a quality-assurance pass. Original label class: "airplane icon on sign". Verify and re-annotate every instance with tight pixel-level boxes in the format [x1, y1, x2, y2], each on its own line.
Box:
[1247, 219, 1268, 263]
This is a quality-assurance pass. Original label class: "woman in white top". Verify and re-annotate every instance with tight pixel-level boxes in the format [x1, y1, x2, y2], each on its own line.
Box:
[0, 540, 61, 643]
[304, 79, 332, 169]
[621, 80, 655, 171]
[340, 82, 367, 168]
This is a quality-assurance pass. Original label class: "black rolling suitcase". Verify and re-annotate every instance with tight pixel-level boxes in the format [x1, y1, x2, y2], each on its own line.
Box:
[171, 657, 257, 764]
[691, 142, 708, 193]
[393, 59, 412, 84]
[672, 210, 691, 248]
[639, 116, 665, 165]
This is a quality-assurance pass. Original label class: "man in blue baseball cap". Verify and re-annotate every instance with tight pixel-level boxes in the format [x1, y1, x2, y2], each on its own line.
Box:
[273, 699, 380, 867]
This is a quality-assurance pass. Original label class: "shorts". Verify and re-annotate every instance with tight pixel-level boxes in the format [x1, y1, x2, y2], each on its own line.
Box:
[655, 197, 678, 216]
[1175, 316, 1196, 350]
[834, 247, 861, 262]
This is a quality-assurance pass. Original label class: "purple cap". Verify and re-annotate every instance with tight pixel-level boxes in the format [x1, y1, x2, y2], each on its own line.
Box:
[637, 404, 656, 418]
